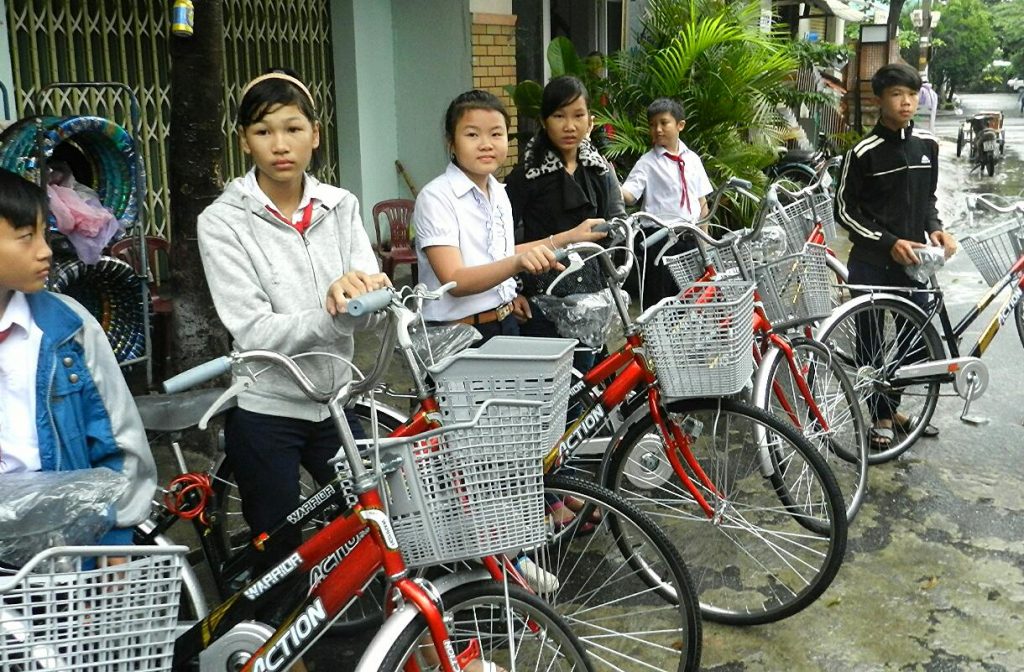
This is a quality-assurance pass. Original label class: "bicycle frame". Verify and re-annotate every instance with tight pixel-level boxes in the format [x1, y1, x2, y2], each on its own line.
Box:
[173, 465, 469, 672]
[941, 254, 1024, 358]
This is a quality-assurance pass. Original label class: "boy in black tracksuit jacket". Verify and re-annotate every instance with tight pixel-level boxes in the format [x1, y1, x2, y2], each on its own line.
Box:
[834, 63, 957, 447]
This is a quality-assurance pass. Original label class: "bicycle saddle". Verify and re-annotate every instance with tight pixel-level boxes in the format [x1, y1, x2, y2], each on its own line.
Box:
[134, 387, 236, 433]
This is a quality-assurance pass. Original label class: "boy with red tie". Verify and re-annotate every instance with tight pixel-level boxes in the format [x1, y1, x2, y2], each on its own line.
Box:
[621, 98, 713, 305]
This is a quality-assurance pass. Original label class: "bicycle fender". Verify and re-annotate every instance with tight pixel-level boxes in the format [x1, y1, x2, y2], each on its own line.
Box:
[353, 569, 490, 672]
[813, 291, 930, 342]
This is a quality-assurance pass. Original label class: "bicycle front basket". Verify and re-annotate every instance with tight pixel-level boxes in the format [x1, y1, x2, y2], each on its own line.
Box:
[753, 243, 832, 329]
[381, 401, 548, 567]
[961, 219, 1024, 286]
[641, 281, 756, 399]
[427, 335, 574, 452]
[0, 546, 186, 672]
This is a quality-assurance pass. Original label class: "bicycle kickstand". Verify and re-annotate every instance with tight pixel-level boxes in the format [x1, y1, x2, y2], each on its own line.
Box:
[958, 372, 989, 425]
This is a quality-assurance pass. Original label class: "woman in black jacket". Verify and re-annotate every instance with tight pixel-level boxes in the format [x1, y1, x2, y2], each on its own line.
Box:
[505, 75, 622, 371]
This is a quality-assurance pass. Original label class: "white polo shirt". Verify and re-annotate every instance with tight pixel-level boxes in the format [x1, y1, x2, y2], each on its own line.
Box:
[621, 143, 713, 222]
[0, 291, 43, 473]
[413, 163, 517, 322]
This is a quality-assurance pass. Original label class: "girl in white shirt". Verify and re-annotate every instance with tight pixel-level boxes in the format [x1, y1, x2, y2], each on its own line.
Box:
[413, 89, 603, 341]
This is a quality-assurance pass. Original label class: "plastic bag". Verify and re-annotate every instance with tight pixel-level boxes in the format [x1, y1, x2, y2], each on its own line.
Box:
[533, 288, 627, 348]
[0, 469, 130, 567]
[408, 321, 481, 367]
[904, 245, 946, 283]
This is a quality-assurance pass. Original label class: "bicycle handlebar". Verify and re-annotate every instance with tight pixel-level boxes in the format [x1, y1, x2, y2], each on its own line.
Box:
[163, 356, 232, 394]
[968, 193, 1024, 214]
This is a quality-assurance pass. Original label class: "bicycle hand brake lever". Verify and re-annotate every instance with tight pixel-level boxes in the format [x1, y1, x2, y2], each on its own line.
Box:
[198, 376, 253, 430]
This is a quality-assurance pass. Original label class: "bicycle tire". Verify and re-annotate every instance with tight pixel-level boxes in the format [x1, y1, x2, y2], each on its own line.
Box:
[376, 581, 594, 672]
[815, 294, 944, 463]
[826, 253, 851, 313]
[536, 474, 702, 671]
[753, 336, 869, 523]
[602, 397, 848, 625]
[1015, 301, 1024, 353]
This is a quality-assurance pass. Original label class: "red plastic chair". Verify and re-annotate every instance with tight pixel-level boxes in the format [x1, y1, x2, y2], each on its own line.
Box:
[371, 199, 418, 284]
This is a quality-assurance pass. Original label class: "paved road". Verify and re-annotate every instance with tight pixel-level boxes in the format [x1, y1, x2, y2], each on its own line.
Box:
[168, 93, 1024, 670]
[696, 92, 1024, 671]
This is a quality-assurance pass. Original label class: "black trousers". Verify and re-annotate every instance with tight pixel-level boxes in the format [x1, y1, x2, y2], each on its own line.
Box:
[847, 258, 933, 423]
[224, 406, 367, 570]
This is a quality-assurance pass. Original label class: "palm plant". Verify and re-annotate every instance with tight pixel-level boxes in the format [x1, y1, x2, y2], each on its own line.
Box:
[599, 0, 798, 194]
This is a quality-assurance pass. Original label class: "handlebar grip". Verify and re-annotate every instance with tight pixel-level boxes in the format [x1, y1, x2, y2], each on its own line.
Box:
[347, 289, 393, 317]
[726, 177, 753, 190]
[643, 227, 671, 249]
[592, 220, 612, 234]
[552, 247, 570, 263]
[163, 356, 232, 394]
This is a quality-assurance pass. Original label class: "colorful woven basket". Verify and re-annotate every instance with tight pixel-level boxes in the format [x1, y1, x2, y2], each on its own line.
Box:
[0, 115, 142, 230]
[47, 257, 146, 363]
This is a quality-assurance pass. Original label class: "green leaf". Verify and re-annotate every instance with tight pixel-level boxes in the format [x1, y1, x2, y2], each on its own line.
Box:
[547, 37, 585, 78]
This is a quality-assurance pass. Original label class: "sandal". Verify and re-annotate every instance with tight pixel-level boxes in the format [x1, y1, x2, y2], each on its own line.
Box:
[563, 495, 604, 525]
[547, 500, 597, 536]
[893, 414, 940, 438]
[869, 426, 895, 449]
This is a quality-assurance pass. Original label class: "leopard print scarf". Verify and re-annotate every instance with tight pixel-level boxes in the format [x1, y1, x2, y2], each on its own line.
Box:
[522, 135, 608, 180]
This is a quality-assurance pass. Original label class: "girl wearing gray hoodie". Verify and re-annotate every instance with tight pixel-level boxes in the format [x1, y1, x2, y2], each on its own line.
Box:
[197, 69, 389, 570]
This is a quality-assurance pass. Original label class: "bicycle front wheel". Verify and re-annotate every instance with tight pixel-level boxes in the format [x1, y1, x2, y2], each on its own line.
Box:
[602, 397, 848, 625]
[377, 582, 593, 672]
[754, 336, 869, 523]
[533, 475, 702, 671]
[815, 294, 944, 463]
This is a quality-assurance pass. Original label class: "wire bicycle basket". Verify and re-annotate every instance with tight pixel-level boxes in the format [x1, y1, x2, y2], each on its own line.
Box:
[753, 243, 832, 328]
[380, 401, 551, 567]
[960, 219, 1024, 286]
[640, 281, 756, 399]
[380, 336, 574, 567]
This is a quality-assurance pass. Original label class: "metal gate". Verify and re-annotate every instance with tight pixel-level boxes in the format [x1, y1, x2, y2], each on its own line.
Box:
[4, 0, 338, 239]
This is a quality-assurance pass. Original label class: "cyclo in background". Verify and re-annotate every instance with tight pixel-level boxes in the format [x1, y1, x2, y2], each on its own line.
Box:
[956, 111, 1005, 177]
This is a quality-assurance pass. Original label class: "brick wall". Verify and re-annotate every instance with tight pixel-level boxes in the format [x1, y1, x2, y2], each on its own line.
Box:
[471, 12, 518, 178]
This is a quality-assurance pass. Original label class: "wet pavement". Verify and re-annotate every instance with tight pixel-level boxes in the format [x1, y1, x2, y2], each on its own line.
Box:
[157, 93, 1024, 670]
[695, 92, 1024, 671]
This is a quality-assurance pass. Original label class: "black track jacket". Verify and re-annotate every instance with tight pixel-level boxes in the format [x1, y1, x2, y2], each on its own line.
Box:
[834, 121, 942, 268]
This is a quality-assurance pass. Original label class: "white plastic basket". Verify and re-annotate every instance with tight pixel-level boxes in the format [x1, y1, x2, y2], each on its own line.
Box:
[428, 336, 575, 452]
[664, 247, 720, 289]
[380, 401, 549, 567]
[0, 546, 186, 671]
[753, 243, 832, 328]
[641, 282, 756, 399]
[961, 219, 1024, 286]
[810, 192, 838, 240]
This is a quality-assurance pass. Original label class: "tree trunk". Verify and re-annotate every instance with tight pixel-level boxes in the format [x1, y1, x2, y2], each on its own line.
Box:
[887, 0, 906, 37]
[168, 0, 230, 375]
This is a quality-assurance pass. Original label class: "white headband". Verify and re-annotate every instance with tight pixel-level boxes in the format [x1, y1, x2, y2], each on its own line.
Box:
[240, 73, 315, 107]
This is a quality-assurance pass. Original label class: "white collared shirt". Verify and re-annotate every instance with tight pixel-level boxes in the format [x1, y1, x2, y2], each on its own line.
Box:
[0, 291, 43, 473]
[413, 163, 517, 322]
[242, 169, 323, 224]
[621, 143, 714, 222]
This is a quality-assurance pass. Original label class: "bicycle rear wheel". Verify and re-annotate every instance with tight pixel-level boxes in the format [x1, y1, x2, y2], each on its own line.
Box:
[376, 582, 593, 672]
[602, 397, 847, 625]
[754, 336, 869, 523]
[815, 294, 944, 462]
